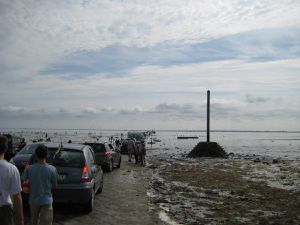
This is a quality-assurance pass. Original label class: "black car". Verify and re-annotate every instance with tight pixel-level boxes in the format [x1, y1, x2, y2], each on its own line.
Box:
[83, 142, 121, 172]
[9, 142, 44, 174]
[16, 143, 104, 213]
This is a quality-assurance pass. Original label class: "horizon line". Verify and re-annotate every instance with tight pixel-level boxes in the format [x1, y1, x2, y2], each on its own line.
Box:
[1, 127, 299, 133]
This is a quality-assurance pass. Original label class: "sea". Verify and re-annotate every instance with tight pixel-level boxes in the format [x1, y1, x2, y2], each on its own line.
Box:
[1, 128, 300, 159]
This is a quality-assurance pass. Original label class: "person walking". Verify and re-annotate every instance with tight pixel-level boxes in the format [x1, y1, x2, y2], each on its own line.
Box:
[140, 140, 146, 166]
[0, 135, 24, 225]
[127, 139, 136, 162]
[134, 141, 141, 164]
[22, 144, 58, 225]
[18, 138, 26, 150]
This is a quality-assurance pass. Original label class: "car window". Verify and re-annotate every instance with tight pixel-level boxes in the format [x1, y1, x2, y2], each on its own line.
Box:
[47, 148, 85, 168]
[86, 148, 95, 165]
[85, 143, 105, 153]
[18, 144, 38, 154]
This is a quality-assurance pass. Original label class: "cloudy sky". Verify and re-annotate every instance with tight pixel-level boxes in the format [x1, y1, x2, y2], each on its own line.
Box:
[0, 0, 299, 130]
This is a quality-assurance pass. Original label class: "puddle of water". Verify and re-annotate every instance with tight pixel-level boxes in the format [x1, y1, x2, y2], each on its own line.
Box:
[159, 210, 182, 225]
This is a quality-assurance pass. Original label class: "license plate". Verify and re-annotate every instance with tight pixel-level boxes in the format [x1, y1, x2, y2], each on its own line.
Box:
[58, 174, 66, 181]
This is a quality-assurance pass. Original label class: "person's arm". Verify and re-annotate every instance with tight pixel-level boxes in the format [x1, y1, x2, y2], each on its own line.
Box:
[52, 180, 58, 189]
[52, 167, 58, 189]
[11, 193, 24, 225]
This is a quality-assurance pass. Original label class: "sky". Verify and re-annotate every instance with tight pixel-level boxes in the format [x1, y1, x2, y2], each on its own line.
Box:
[0, 0, 300, 131]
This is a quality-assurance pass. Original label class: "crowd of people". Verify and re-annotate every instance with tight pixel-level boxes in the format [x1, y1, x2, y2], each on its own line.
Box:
[120, 138, 147, 166]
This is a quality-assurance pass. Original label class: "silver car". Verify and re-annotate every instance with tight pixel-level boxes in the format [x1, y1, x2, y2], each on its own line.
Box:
[27, 143, 103, 213]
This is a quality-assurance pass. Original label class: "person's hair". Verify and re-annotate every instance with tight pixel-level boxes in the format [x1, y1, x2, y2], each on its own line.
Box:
[0, 135, 8, 154]
[35, 144, 48, 159]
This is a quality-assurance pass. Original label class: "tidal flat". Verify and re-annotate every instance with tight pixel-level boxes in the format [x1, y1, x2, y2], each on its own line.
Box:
[148, 154, 300, 225]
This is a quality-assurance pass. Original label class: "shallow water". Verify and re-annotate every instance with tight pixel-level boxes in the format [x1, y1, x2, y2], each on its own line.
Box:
[1, 129, 299, 159]
[149, 131, 300, 159]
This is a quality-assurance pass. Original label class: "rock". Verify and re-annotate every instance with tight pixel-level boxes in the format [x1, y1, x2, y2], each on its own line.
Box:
[254, 158, 261, 163]
[147, 164, 157, 169]
[272, 159, 279, 164]
[187, 142, 228, 158]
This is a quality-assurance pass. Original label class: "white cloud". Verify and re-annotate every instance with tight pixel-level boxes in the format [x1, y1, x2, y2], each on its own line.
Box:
[1, 0, 300, 77]
[0, 58, 299, 130]
[0, 0, 300, 130]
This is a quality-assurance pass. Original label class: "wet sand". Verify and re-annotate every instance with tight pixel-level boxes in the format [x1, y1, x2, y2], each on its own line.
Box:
[148, 154, 300, 225]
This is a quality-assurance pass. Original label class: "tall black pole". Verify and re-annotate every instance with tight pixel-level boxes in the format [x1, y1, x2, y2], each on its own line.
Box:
[207, 90, 210, 142]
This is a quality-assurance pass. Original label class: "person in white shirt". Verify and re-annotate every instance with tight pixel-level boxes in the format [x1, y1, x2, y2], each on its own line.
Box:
[0, 135, 24, 225]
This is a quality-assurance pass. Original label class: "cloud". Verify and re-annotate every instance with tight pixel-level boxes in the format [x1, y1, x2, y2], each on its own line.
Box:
[1, 0, 300, 78]
[82, 107, 98, 114]
[245, 95, 271, 103]
[0, 1, 300, 130]
[39, 27, 300, 78]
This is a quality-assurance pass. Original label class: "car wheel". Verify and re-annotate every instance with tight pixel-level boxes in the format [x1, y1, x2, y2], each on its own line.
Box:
[106, 160, 113, 172]
[84, 189, 95, 213]
[117, 157, 121, 168]
[97, 175, 103, 194]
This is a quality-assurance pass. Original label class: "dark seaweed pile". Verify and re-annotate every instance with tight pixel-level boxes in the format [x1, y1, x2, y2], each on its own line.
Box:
[187, 141, 228, 158]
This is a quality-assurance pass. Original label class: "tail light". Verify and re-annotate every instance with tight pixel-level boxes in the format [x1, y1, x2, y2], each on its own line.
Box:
[104, 151, 110, 157]
[80, 163, 91, 183]
[22, 180, 30, 194]
[24, 162, 30, 170]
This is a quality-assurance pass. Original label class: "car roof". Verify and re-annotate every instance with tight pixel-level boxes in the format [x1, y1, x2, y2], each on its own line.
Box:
[83, 142, 106, 145]
[28, 142, 87, 151]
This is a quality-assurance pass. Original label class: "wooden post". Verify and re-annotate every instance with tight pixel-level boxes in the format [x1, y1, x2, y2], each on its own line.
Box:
[207, 90, 210, 142]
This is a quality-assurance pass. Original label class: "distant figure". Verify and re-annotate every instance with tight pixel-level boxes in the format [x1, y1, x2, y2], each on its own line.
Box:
[68, 140, 72, 143]
[115, 138, 121, 149]
[0, 135, 24, 225]
[139, 140, 146, 166]
[46, 137, 51, 142]
[18, 138, 26, 150]
[127, 139, 135, 162]
[134, 141, 141, 164]
[22, 145, 58, 225]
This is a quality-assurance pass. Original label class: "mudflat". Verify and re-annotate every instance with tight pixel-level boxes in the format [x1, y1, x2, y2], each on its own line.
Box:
[148, 154, 300, 225]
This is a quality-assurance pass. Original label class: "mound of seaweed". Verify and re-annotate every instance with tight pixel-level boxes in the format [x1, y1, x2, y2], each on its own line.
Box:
[187, 142, 228, 158]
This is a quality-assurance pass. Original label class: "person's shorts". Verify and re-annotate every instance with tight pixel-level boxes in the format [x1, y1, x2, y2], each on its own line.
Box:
[0, 205, 14, 225]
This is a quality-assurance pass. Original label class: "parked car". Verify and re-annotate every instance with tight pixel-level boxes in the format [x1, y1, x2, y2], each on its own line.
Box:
[9, 142, 44, 174]
[83, 142, 121, 172]
[23, 143, 104, 213]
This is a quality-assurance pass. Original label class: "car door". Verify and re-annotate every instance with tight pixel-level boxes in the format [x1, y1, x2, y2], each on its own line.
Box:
[86, 147, 102, 191]
[108, 144, 118, 167]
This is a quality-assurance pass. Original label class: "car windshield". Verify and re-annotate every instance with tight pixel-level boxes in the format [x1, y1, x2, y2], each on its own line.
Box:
[18, 144, 39, 154]
[84, 143, 106, 153]
[47, 148, 85, 168]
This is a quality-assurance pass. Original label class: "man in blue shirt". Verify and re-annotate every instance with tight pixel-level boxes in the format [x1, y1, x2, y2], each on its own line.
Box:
[22, 145, 58, 225]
